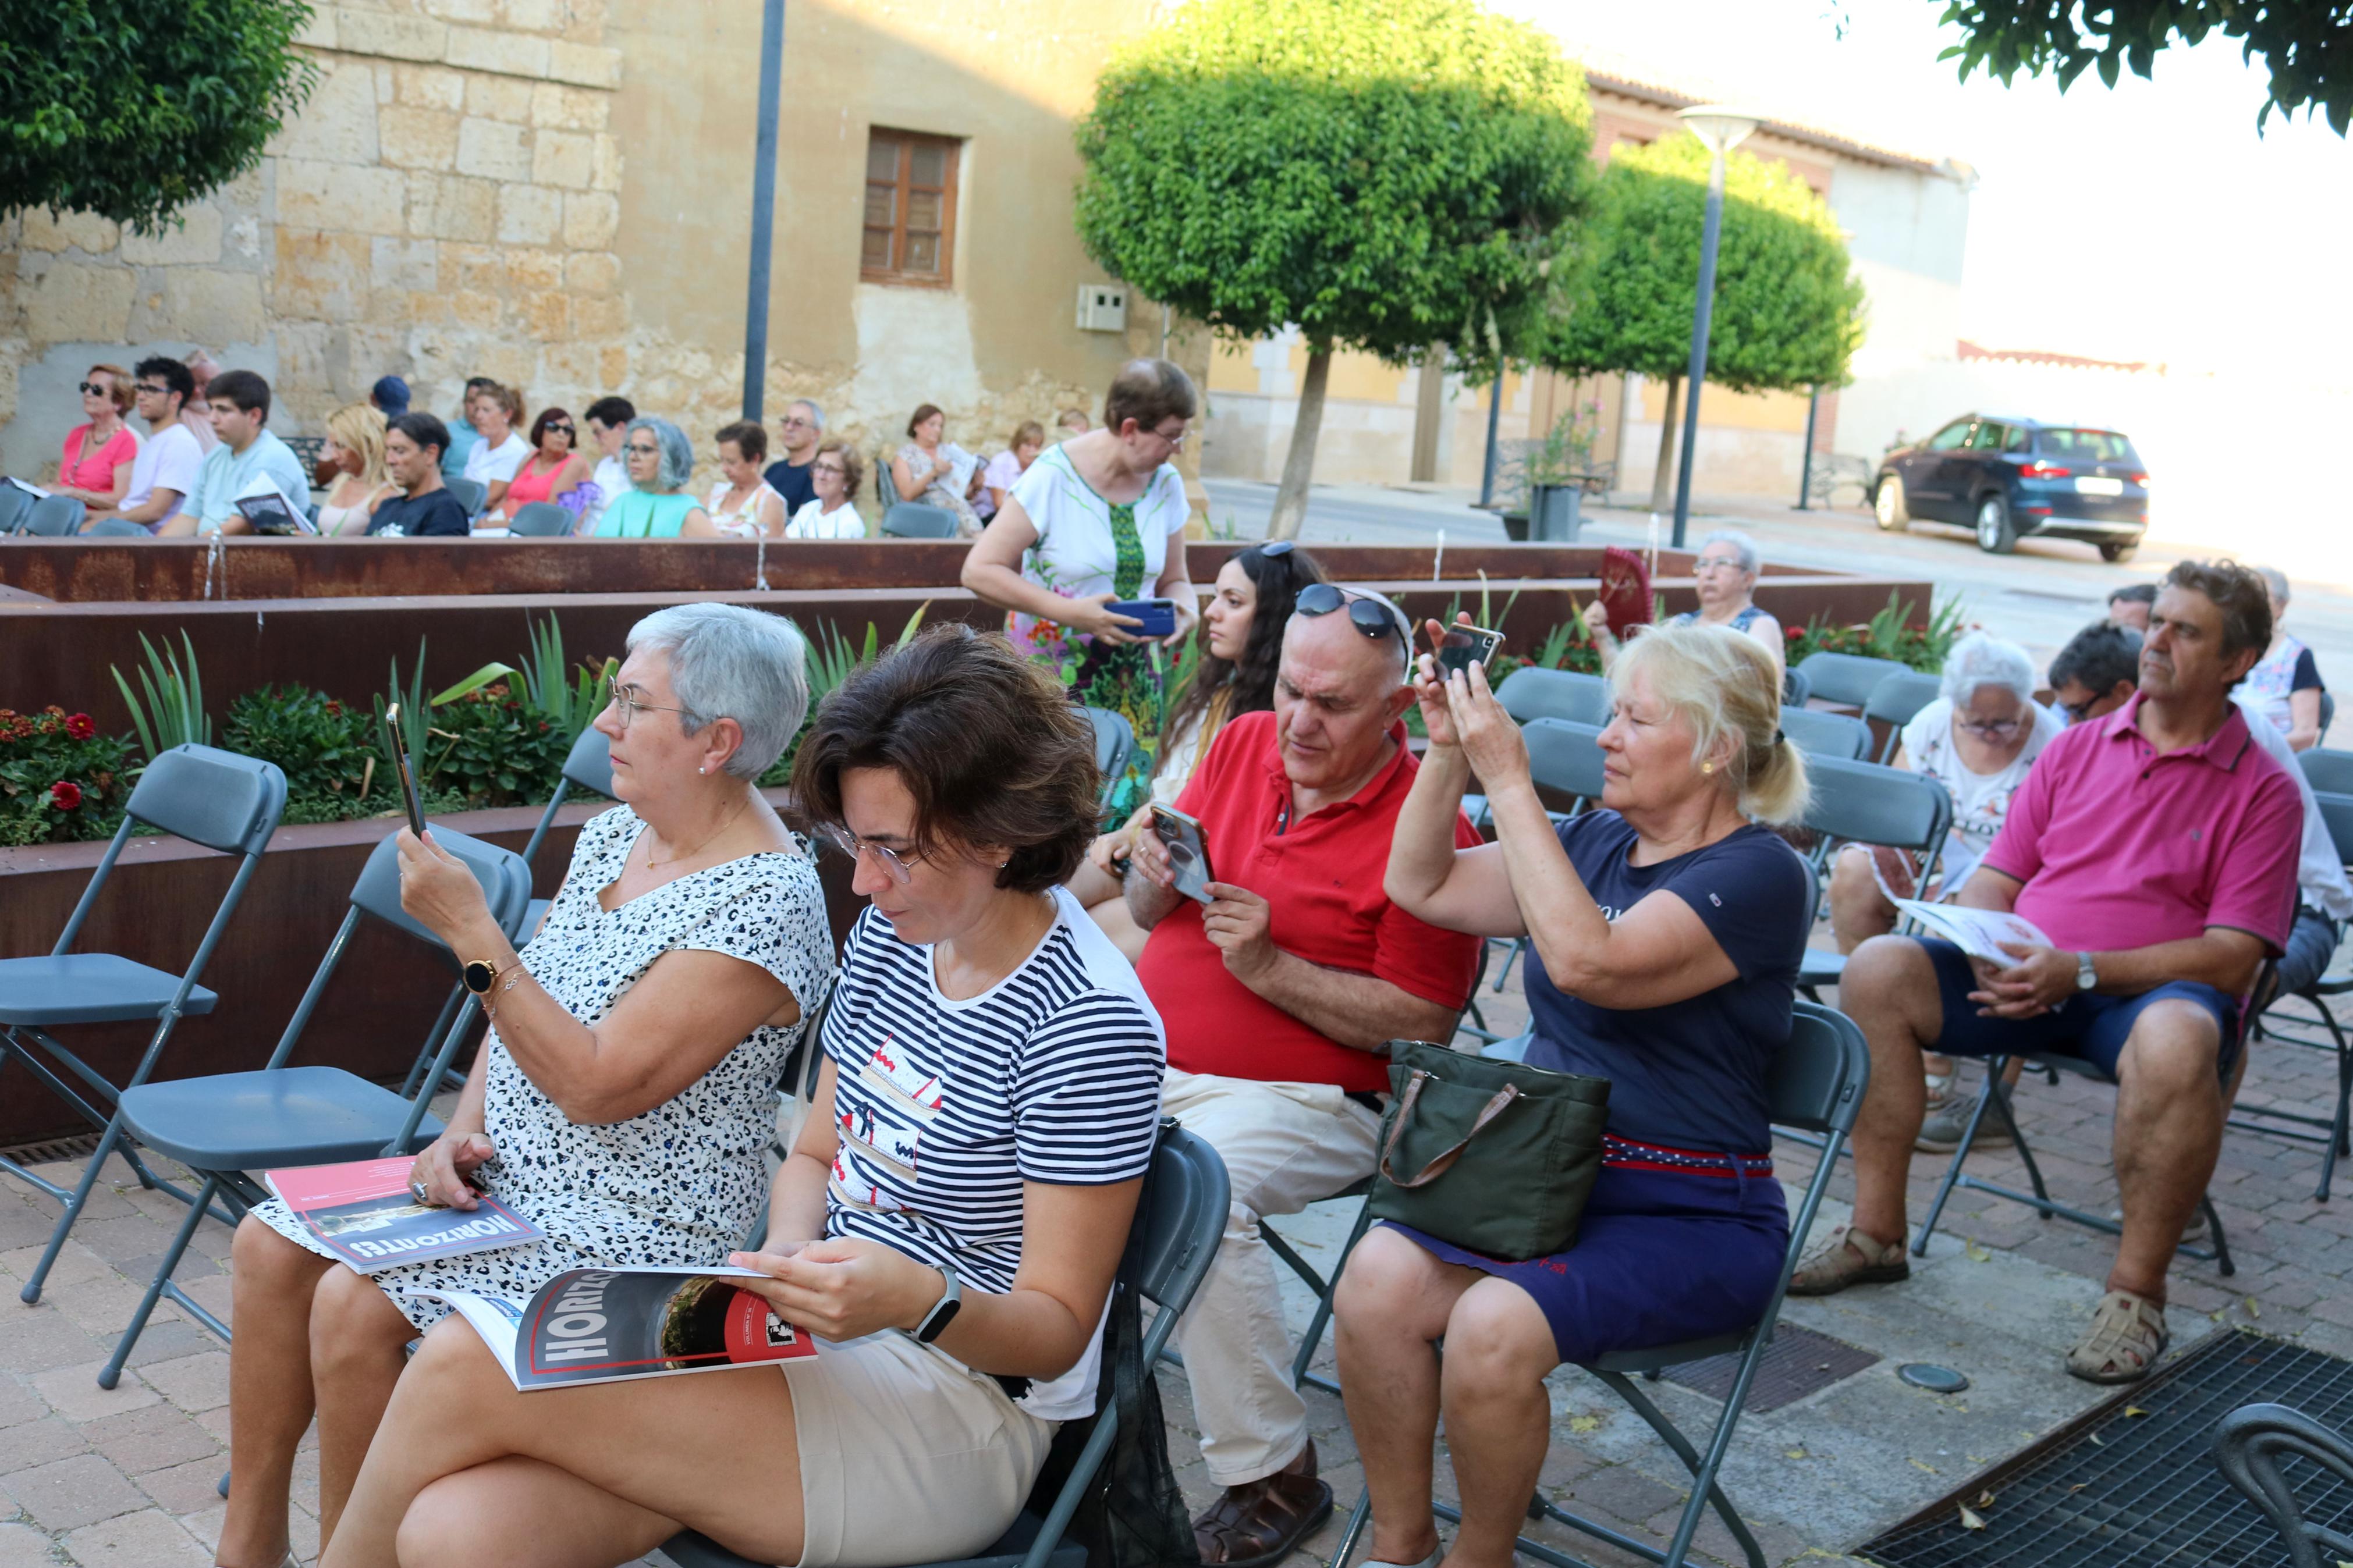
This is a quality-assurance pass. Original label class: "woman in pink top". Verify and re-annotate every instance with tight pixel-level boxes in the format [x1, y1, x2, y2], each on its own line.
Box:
[493, 407, 592, 525]
[55, 365, 139, 509]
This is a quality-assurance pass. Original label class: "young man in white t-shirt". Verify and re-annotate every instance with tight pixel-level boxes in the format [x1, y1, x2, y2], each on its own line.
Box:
[96, 358, 204, 531]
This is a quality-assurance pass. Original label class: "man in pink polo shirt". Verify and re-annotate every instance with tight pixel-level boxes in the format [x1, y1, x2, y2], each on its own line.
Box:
[1791, 560, 2303, 1385]
[1124, 584, 1479, 1567]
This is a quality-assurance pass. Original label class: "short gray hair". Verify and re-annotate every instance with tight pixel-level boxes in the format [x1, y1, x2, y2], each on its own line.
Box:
[1698, 529, 1761, 575]
[793, 399, 826, 432]
[626, 415, 694, 492]
[1287, 584, 1412, 681]
[625, 605, 811, 779]
[1939, 630, 2038, 709]
[2257, 564, 2290, 603]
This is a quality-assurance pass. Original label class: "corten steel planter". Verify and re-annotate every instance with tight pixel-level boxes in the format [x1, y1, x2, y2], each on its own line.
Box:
[0, 790, 862, 1150]
[0, 539, 1930, 731]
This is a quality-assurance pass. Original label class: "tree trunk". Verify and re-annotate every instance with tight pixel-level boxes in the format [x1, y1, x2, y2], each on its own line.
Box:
[1647, 374, 1681, 513]
[1268, 348, 1332, 541]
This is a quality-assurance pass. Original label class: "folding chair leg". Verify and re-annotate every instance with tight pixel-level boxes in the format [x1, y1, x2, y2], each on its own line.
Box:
[1912, 1070, 2001, 1259]
[2199, 1196, 2236, 1278]
[1328, 1488, 1372, 1568]
[19, 1117, 132, 1304]
[1289, 1200, 1378, 1396]
[1593, 1370, 1766, 1568]
[101, 1173, 219, 1388]
[2320, 1008, 2353, 1201]
[1492, 937, 1525, 993]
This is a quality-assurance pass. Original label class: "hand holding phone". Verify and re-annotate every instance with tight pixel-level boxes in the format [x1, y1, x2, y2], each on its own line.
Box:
[1149, 805, 1216, 905]
[384, 704, 428, 837]
[1106, 599, 1178, 639]
[1434, 624, 1506, 678]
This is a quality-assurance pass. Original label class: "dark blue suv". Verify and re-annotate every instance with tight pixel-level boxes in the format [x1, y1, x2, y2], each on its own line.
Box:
[1872, 414, 2149, 561]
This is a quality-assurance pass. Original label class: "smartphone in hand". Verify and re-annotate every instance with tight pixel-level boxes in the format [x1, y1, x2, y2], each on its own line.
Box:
[1106, 599, 1178, 639]
[1149, 804, 1215, 905]
[383, 704, 428, 837]
[1434, 624, 1506, 678]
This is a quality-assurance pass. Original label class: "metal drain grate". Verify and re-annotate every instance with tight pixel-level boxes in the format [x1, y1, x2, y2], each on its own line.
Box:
[1663, 1322, 1879, 1414]
[0, 1132, 103, 1168]
[1861, 1328, 2353, 1567]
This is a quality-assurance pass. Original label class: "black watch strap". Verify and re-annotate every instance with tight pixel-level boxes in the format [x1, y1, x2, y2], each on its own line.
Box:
[914, 1263, 961, 1343]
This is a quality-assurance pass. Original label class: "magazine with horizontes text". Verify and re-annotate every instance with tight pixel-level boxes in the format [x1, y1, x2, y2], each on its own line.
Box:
[408, 1267, 819, 1391]
[1891, 900, 2053, 965]
[263, 1156, 544, 1274]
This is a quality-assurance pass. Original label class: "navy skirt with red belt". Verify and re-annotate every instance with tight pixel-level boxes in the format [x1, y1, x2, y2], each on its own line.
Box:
[1380, 1133, 1789, 1366]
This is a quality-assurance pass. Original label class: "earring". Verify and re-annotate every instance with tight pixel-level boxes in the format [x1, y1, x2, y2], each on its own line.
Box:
[999, 858, 1011, 868]
[1701, 761, 1716, 775]
[698, 766, 706, 775]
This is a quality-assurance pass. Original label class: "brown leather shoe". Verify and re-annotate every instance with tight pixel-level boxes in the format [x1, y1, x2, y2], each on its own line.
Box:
[1193, 1440, 1334, 1568]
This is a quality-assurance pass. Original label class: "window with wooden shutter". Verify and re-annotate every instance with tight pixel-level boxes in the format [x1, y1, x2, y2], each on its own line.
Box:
[863, 130, 960, 287]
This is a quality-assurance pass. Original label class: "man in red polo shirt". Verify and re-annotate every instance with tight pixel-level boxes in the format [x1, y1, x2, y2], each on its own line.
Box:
[1126, 584, 1479, 1566]
[1793, 560, 2302, 1386]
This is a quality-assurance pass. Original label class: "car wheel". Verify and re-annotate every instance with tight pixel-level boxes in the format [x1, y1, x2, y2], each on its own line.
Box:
[2100, 541, 2138, 563]
[1875, 475, 1909, 531]
[1975, 493, 2017, 554]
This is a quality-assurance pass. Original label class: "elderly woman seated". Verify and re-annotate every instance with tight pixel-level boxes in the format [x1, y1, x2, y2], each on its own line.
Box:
[1333, 623, 1810, 1568]
[217, 605, 834, 1568]
[592, 416, 721, 537]
[1588, 528, 1784, 675]
[317, 625, 1167, 1568]
[1826, 630, 2060, 1154]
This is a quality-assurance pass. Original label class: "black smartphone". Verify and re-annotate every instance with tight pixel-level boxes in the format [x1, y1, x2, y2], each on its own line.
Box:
[1435, 624, 1507, 677]
[383, 703, 428, 837]
[1149, 804, 1215, 905]
[1106, 599, 1178, 638]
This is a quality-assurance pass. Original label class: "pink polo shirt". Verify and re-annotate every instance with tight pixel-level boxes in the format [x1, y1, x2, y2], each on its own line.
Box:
[1981, 693, 2303, 955]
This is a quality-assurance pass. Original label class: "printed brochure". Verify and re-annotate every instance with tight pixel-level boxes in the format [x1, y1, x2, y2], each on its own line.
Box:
[409, 1266, 819, 1391]
[263, 1156, 543, 1274]
[1890, 901, 2053, 966]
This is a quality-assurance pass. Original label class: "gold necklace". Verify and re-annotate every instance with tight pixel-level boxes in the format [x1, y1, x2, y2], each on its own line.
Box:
[643, 795, 751, 870]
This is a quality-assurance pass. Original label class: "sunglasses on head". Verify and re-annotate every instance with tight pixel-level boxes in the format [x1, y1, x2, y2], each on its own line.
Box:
[1294, 581, 1403, 642]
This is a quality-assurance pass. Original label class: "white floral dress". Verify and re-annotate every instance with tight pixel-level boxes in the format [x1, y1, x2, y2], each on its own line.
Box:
[255, 805, 835, 1331]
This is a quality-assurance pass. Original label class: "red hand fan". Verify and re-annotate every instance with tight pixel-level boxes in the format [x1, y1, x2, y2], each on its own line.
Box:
[1596, 546, 1652, 635]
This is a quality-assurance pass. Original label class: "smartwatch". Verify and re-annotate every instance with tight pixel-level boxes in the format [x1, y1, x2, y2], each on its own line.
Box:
[914, 1263, 962, 1344]
[463, 959, 502, 997]
[2075, 951, 2098, 992]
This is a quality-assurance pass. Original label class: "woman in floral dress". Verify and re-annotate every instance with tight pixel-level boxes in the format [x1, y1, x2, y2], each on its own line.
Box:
[961, 359, 1199, 819]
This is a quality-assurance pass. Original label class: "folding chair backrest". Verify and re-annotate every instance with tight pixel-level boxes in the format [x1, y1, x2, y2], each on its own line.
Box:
[1782, 665, 1812, 710]
[2324, 690, 2339, 739]
[24, 495, 87, 536]
[1800, 755, 1953, 858]
[1496, 666, 1612, 729]
[123, 745, 288, 855]
[83, 517, 150, 538]
[443, 477, 488, 520]
[0, 486, 30, 534]
[1770, 1001, 1869, 1138]
[1084, 707, 1135, 794]
[2301, 748, 2353, 798]
[519, 726, 619, 868]
[880, 502, 959, 538]
[1794, 650, 1908, 709]
[2316, 790, 2353, 870]
[1134, 1124, 1230, 1347]
[1780, 707, 1872, 761]
[1522, 718, 1606, 813]
[1864, 671, 1943, 735]
[508, 502, 575, 537]
[347, 827, 535, 959]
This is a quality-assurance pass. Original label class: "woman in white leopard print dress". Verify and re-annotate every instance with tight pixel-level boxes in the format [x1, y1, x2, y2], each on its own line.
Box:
[217, 606, 833, 1568]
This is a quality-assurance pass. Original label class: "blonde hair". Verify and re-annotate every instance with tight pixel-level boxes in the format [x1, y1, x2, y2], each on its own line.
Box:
[1612, 623, 1809, 826]
[325, 403, 391, 489]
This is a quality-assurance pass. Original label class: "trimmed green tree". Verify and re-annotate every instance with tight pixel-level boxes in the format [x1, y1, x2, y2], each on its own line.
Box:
[1938, 0, 2349, 134]
[1542, 136, 1865, 510]
[1075, 0, 1592, 538]
[2, 1, 319, 234]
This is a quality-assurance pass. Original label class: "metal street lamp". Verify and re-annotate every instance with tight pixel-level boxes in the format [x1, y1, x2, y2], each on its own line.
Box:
[1669, 104, 1762, 549]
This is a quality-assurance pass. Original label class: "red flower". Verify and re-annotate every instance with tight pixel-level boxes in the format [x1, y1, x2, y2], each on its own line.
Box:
[64, 713, 95, 739]
[1785, 625, 1804, 640]
[325, 701, 343, 717]
[49, 781, 81, 810]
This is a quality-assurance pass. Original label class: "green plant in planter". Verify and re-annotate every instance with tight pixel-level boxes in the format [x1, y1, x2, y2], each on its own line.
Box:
[110, 631, 210, 759]
[431, 682, 570, 808]
[1497, 403, 1603, 513]
[223, 685, 378, 826]
[1788, 591, 1968, 674]
[516, 614, 617, 739]
[0, 706, 136, 846]
[758, 608, 931, 785]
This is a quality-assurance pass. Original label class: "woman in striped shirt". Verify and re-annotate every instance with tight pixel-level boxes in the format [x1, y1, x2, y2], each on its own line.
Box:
[328, 625, 1167, 1568]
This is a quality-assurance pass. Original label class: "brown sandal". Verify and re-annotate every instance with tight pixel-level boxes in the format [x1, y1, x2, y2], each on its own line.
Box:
[1193, 1441, 1334, 1568]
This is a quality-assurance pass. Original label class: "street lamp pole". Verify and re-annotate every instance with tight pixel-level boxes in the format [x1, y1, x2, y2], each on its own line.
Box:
[740, 0, 787, 422]
[1669, 105, 1761, 550]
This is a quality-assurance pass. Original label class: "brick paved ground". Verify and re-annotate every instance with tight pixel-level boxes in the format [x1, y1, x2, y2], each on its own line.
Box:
[3, 945, 2351, 1566]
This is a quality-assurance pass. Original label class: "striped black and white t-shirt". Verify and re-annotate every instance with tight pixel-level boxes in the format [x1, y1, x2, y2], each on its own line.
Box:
[821, 884, 1166, 1419]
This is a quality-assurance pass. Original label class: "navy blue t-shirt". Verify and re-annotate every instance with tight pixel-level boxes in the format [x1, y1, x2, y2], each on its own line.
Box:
[365, 489, 470, 538]
[763, 456, 817, 518]
[1523, 813, 1809, 1154]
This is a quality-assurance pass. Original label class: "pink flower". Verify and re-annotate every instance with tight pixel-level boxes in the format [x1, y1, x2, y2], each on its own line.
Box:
[49, 781, 82, 810]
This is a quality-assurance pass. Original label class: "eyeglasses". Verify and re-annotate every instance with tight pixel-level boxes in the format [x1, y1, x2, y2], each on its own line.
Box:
[780, 415, 815, 429]
[134, 383, 170, 397]
[1151, 424, 1188, 450]
[545, 422, 574, 436]
[606, 684, 698, 731]
[814, 461, 847, 476]
[77, 382, 111, 397]
[1693, 556, 1745, 575]
[1955, 716, 2024, 739]
[626, 440, 661, 456]
[1295, 581, 1404, 643]
[810, 821, 926, 884]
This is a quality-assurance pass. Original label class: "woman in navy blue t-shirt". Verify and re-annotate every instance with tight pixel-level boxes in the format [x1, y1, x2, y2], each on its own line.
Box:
[1333, 621, 1812, 1568]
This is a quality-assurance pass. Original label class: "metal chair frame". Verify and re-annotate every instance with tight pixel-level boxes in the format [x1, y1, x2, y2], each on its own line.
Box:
[5, 746, 287, 1306]
[880, 502, 960, 539]
[507, 500, 577, 537]
[1779, 707, 1872, 762]
[1791, 650, 1910, 712]
[443, 476, 488, 521]
[1861, 670, 1942, 762]
[2213, 1401, 2353, 1568]
[1793, 756, 1954, 1001]
[1485, 719, 1604, 993]
[1083, 706, 1135, 813]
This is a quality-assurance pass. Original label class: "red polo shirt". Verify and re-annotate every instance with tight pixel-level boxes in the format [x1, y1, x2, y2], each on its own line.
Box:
[1138, 710, 1482, 1093]
[1983, 692, 2302, 955]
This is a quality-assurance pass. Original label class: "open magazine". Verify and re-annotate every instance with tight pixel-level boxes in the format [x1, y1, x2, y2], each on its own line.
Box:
[409, 1266, 818, 1391]
[1890, 900, 2053, 965]
[263, 1156, 542, 1274]
[233, 476, 316, 535]
[939, 443, 984, 502]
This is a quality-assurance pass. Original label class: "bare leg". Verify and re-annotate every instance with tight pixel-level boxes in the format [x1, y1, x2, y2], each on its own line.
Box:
[2109, 1000, 2225, 1304]
[1433, 1280, 1558, 1568]
[221, 1218, 334, 1568]
[308, 1265, 428, 1551]
[1333, 1229, 1479, 1567]
[321, 1318, 801, 1568]
[398, 1457, 677, 1568]
[1827, 848, 1899, 955]
[1840, 936, 1947, 1249]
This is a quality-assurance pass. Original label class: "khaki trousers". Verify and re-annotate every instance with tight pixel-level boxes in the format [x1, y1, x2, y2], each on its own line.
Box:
[1163, 1067, 1382, 1488]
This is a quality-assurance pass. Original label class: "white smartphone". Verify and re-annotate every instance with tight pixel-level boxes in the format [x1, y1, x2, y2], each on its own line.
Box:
[1149, 804, 1215, 905]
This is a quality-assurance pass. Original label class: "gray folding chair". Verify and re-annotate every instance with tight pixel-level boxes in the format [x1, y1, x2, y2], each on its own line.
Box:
[0, 486, 32, 534]
[1083, 706, 1135, 811]
[881, 502, 960, 539]
[660, 1122, 1230, 1568]
[24, 495, 87, 535]
[507, 501, 577, 536]
[2299, 747, 2353, 797]
[1330, 1001, 1871, 1568]
[2229, 790, 2353, 1199]
[1793, 650, 1909, 710]
[1863, 670, 1943, 762]
[1781, 665, 1811, 710]
[2214, 1402, 2353, 1568]
[443, 476, 488, 521]
[82, 517, 150, 538]
[1780, 706, 1872, 761]
[95, 829, 534, 1385]
[514, 726, 620, 937]
[1793, 756, 1954, 1000]
[5, 745, 286, 1306]
[1496, 665, 1613, 728]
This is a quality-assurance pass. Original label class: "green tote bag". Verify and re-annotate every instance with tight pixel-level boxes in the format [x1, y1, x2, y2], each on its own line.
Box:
[1364, 1038, 1611, 1262]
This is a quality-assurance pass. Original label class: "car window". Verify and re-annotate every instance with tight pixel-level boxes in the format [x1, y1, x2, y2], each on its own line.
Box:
[1926, 420, 1973, 451]
[1967, 422, 2007, 450]
[2004, 425, 2033, 453]
[2039, 429, 2135, 463]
